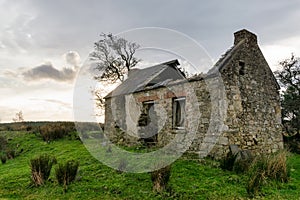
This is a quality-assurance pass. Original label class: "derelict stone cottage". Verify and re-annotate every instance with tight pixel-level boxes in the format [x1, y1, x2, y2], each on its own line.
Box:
[104, 29, 283, 159]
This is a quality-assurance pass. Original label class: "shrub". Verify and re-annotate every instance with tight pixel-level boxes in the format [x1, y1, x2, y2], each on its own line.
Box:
[55, 160, 79, 187]
[0, 136, 7, 151]
[266, 150, 289, 182]
[246, 157, 267, 197]
[151, 165, 171, 193]
[1, 154, 7, 164]
[220, 152, 237, 171]
[246, 150, 289, 197]
[30, 154, 57, 186]
[39, 123, 77, 142]
[220, 150, 253, 173]
[6, 148, 16, 159]
[39, 124, 64, 142]
[233, 150, 253, 173]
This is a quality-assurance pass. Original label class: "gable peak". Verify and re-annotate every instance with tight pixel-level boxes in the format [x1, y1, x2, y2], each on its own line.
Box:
[234, 29, 257, 45]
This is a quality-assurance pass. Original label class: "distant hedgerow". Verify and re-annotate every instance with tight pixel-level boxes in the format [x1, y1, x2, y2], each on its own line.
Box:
[39, 123, 76, 142]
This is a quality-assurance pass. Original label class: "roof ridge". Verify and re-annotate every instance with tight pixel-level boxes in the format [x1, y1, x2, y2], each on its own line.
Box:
[207, 39, 245, 75]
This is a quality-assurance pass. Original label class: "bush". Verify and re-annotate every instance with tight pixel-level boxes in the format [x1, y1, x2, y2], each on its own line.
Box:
[6, 148, 16, 159]
[39, 123, 77, 142]
[246, 150, 289, 197]
[266, 150, 289, 182]
[30, 154, 57, 186]
[233, 150, 253, 173]
[151, 165, 171, 193]
[0, 137, 17, 160]
[246, 157, 267, 197]
[55, 160, 79, 186]
[220, 150, 253, 173]
[220, 152, 237, 171]
[0, 136, 7, 151]
[39, 124, 64, 142]
[1, 154, 7, 164]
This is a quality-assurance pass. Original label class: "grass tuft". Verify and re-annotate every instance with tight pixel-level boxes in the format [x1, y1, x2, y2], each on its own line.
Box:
[30, 154, 57, 186]
[247, 150, 290, 197]
[55, 160, 79, 188]
[151, 165, 171, 193]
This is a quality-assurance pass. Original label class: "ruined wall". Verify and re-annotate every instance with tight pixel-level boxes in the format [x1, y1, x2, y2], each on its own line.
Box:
[104, 30, 283, 159]
[218, 31, 283, 157]
[104, 96, 139, 145]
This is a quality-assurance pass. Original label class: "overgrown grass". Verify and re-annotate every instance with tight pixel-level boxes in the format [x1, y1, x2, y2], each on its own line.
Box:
[30, 154, 57, 186]
[246, 150, 290, 197]
[55, 160, 79, 187]
[151, 165, 171, 193]
[0, 130, 299, 199]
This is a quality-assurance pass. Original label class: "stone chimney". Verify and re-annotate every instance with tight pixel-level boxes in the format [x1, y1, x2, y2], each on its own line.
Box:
[234, 29, 257, 45]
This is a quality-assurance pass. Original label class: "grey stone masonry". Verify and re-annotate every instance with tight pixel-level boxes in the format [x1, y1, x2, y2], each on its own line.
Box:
[104, 29, 283, 159]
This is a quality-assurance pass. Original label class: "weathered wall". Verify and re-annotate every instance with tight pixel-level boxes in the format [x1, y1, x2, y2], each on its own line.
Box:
[218, 31, 283, 157]
[104, 30, 283, 159]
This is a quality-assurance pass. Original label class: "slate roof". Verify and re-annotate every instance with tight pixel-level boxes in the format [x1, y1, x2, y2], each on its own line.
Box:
[105, 59, 185, 98]
[105, 30, 280, 98]
[207, 40, 244, 76]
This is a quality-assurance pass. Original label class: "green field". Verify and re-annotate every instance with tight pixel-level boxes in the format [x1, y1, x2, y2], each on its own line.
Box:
[0, 129, 300, 200]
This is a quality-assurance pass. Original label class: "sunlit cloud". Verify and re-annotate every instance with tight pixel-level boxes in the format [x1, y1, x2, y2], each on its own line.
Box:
[22, 62, 78, 82]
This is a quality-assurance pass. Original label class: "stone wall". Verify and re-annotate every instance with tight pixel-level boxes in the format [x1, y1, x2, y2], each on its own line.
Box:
[104, 30, 283, 159]
[219, 30, 283, 157]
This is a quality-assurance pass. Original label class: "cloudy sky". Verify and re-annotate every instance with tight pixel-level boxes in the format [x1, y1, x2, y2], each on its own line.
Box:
[1, 0, 300, 122]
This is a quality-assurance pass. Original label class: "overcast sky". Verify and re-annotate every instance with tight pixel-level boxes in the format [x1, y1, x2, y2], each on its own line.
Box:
[1, 0, 300, 122]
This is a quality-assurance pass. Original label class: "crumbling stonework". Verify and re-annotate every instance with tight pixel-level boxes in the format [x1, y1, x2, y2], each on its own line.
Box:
[104, 29, 283, 159]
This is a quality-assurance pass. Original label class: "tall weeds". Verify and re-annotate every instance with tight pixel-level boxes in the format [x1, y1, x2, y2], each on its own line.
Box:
[247, 150, 290, 197]
[55, 160, 79, 188]
[151, 165, 171, 193]
[30, 154, 57, 186]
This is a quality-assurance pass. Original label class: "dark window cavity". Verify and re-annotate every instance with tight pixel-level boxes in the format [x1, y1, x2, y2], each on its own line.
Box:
[172, 97, 186, 129]
[239, 61, 245, 75]
[138, 101, 154, 126]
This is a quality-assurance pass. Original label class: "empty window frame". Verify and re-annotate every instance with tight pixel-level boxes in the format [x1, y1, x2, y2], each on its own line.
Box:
[172, 97, 186, 129]
[138, 101, 155, 126]
[239, 61, 245, 75]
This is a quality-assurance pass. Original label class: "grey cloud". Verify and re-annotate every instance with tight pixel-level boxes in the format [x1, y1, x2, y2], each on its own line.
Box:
[30, 98, 72, 109]
[0, 11, 36, 53]
[22, 62, 78, 82]
[44, 99, 71, 108]
[2, 70, 17, 77]
[1, 1, 300, 69]
[16, 0, 300, 59]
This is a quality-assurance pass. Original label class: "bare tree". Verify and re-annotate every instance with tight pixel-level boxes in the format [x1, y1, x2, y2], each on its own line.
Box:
[89, 33, 141, 113]
[12, 111, 24, 122]
[90, 33, 141, 84]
